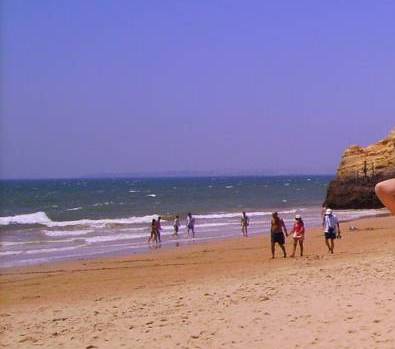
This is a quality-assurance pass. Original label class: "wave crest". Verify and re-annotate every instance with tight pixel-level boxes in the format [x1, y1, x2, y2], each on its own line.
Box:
[0, 211, 159, 228]
[0, 212, 51, 226]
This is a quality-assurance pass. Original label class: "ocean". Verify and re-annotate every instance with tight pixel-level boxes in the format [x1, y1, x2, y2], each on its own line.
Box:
[0, 176, 382, 268]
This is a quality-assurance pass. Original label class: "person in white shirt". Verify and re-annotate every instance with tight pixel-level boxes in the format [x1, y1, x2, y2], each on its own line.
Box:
[186, 212, 195, 238]
[322, 208, 341, 254]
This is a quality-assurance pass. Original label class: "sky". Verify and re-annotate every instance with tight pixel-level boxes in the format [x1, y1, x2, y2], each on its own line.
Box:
[1, 0, 394, 179]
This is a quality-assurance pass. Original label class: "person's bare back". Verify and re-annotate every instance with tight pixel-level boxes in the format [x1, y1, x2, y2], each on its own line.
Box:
[375, 178, 395, 214]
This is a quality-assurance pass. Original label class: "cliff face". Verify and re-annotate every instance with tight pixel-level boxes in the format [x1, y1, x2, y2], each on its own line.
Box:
[324, 129, 395, 209]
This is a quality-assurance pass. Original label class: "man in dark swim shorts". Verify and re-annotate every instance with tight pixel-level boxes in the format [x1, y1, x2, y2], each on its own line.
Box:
[270, 212, 288, 258]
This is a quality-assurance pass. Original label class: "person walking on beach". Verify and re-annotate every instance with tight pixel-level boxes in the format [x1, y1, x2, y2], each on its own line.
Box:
[173, 215, 181, 237]
[290, 214, 305, 257]
[270, 212, 288, 258]
[148, 218, 158, 245]
[186, 212, 195, 238]
[241, 211, 249, 237]
[375, 178, 395, 214]
[323, 208, 341, 254]
[156, 216, 162, 243]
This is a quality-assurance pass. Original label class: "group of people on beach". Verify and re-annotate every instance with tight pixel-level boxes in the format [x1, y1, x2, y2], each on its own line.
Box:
[266, 178, 395, 258]
[148, 213, 196, 246]
[267, 208, 341, 258]
[239, 207, 341, 258]
[147, 207, 344, 257]
[148, 176, 395, 251]
[148, 177, 395, 249]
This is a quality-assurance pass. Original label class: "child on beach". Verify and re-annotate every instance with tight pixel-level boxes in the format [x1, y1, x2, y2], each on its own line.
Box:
[241, 211, 249, 237]
[290, 214, 305, 257]
[322, 208, 341, 254]
[375, 178, 395, 214]
[148, 219, 158, 245]
[186, 213, 195, 238]
[173, 215, 180, 236]
[270, 212, 288, 258]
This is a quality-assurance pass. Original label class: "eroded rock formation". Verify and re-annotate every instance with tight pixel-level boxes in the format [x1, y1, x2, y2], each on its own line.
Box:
[324, 129, 395, 209]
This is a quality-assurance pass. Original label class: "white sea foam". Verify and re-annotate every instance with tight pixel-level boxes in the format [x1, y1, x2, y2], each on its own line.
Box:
[25, 246, 82, 255]
[0, 211, 159, 227]
[129, 190, 139, 193]
[46, 215, 159, 228]
[0, 209, 384, 234]
[85, 233, 147, 244]
[66, 207, 83, 211]
[0, 250, 23, 257]
[1, 245, 85, 258]
[225, 185, 234, 189]
[118, 227, 146, 232]
[146, 194, 157, 197]
[194, 211, 283, 220]
[334, 209, 387, 220]
[0, 211, 52, 226]
[196, 222, 239, 228]
[43, 229, 94, 237]
[1, 241, 30, 247]
[194, 212, 252, 219]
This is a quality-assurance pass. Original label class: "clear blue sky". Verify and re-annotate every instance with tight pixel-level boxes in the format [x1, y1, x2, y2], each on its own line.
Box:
[1, 0, 394, 179]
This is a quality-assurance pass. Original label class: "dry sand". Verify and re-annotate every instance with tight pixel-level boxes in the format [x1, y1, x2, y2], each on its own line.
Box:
[1, 215, 394, 348]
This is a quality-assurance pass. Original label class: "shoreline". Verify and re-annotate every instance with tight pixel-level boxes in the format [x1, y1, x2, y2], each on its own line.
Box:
[1, 215, 394, 348]
[0, 208, 389, 271]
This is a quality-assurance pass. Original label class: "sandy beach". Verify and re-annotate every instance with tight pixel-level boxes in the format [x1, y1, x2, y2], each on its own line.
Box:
[1, 215, 394, 348]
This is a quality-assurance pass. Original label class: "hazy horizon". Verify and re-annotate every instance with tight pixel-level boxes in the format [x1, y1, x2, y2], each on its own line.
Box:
[1, 1, 394, 179]
[0, 171, 335, 181]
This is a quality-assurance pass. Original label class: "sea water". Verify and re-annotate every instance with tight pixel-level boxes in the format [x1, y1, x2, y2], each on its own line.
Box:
[0, 176, 383, 268]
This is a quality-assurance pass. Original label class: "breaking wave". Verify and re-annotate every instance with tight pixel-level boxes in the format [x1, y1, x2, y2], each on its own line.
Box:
[0, 211, 159, 228]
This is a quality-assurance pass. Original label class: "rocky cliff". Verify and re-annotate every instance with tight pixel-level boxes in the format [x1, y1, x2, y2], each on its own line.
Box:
[324, 129, 395, 209]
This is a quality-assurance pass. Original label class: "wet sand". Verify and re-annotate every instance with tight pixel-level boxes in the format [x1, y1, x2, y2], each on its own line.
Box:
[1, 215, 394, 348]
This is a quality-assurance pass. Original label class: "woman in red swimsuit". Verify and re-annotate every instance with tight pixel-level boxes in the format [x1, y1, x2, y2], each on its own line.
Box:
[290, 214, 305, 257]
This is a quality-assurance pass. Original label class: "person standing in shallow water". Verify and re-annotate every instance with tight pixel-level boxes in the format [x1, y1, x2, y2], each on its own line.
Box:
[270, 212, 288, 258]
[322, 208, 341, 254]
[290, 214, 305, 257]
[148, 219, 158, 245]
[156, 216, 162, 243]
[186, 213, 195, 238]
[173, 215, 180, 237]
[241, 211, 249, 237]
